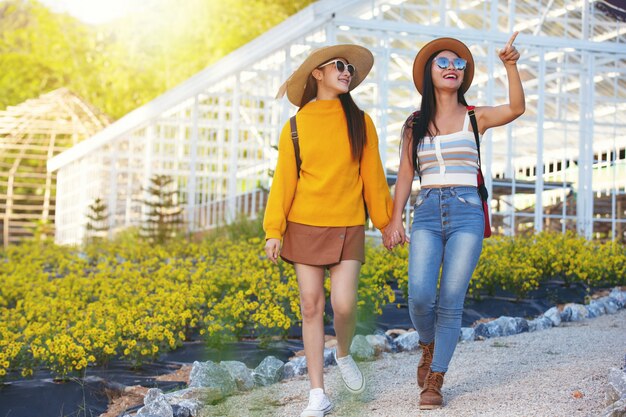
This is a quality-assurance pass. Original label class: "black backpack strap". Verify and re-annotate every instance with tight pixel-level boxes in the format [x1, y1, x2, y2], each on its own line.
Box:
[289, 116, 302, 178]
[466, 106, 481, 166]
[467, 106, 489, 201]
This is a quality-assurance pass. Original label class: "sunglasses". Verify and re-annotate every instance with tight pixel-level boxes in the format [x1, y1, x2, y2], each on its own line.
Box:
[434, 57, 467, 71]
[318, 59, 356, 76]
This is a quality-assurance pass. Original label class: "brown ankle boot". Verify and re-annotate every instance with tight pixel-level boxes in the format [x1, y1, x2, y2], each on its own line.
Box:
[417, 340, 435, 388]
[419, 371, 445, 409]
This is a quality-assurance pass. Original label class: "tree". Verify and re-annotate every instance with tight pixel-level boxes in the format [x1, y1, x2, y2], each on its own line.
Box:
[139, 175, 184, 244]
[85, 197, 109, 241]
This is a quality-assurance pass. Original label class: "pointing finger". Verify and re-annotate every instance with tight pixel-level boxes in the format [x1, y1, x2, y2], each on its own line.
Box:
[506, 31, 519, 49]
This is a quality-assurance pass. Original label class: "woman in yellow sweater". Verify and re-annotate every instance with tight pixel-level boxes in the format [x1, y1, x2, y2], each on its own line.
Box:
[264, 44, 393, 417]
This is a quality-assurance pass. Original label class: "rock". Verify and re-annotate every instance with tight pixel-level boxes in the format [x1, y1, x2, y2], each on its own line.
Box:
[171, 404, 191, 417]
[174, 400, 201, 416]
[561, 303, 588, 322]
[493, 316, 529, 336]
[350, 335, 375, 361]
[136, 388, 173, 417]
[323, 348, 336, 367]
[385, 328, 408, 338]
[528, 316, 553, 332]
[394, 330, 421, 352]
[459, 327, 475, 342]
[602, 398, 626, 417]
[473, 320, 501, 339]
[609, 288, 626, 307]
[543, 307, 562, 326]
[254, 356, 284, 386]
[607, 368, 626, 404]
[220, 361, 255, 391]
[603, 297, 621, 314]
[166, 387, 221, 404]
[188, 361, 236, 401]
[586, 301, 606, 318]
[283, 356, 307, 378]
[366, 334, 392, 354]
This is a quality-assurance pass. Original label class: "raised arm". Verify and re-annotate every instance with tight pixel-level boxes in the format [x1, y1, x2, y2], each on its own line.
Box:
[475, 32, 526, 133]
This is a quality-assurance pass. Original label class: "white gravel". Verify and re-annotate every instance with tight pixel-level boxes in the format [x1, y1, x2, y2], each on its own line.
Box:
[200, 310, 626, 417]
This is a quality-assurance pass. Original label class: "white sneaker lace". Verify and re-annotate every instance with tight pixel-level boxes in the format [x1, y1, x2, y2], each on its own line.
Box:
[335, 352, 364, 393]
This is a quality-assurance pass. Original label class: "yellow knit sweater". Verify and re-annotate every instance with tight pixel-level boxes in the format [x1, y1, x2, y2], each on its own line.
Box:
[263, 99, 393, 240]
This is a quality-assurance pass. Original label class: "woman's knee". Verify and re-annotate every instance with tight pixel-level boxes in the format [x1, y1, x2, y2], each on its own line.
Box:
[331, 299, 356, 320]
[300, 296, 325, 321]
[408, 294, 435, 315]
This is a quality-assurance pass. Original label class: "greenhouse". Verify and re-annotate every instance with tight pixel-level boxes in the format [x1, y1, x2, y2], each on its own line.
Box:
[47, 0, 626, 245]
[0, 88, 110, 247]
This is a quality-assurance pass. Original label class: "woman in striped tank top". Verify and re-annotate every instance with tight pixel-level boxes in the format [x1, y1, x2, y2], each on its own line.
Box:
[385, 33, 525, 410]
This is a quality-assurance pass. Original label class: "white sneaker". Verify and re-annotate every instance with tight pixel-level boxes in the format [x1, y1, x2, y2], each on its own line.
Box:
[300, 388, 333, 417]
[334, 351, 365, 394]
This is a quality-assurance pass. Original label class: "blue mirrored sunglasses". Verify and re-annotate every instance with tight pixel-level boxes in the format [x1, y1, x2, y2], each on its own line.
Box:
[434, 57, 467, 71]
[318, 59, 356, 76]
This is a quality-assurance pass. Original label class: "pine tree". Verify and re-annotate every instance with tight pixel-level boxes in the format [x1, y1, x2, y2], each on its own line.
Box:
[85, 197, 109, 240]
[140, 175, 185, 244]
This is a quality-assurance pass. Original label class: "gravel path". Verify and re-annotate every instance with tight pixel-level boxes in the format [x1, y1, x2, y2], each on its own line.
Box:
[200, 310, 626, 417]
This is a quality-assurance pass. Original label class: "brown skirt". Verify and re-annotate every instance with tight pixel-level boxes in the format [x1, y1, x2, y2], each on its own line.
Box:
[280, 221, 365, 267]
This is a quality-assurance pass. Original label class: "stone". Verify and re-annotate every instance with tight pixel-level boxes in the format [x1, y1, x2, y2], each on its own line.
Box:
[603, 297, 620, 314]
[188, 361, 236, 400]
[459, 327, 475, 342]
[586, 301, 605, 318]
[366, 334, 392, 354]
[254, 356, 284, 386]
[283, 356, 307, 379]
[493, 316, 529, 336]
[606, 368, 626, 404]
[394, 330, 421, 352]
[543, 306, 562, 327]
[350, 335, 376, 361]
[220, 361, 255, 391]
[602, 398, 626, 417]
[136, 388, 173, 417]
[171, 404, 191, 417]
[323, 348, 336, 367]
[473, 320, 502, 339]
[528, 316, 553, 332]
[609, 288, 626, 307]
[561, 303, 588, 322]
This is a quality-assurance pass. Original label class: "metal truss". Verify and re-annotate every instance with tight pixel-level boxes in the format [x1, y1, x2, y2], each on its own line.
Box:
[48, 0, 626, 244]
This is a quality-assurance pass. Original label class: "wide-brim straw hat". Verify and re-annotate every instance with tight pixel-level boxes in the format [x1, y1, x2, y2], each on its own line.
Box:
[276, 44, 374, 107]
[412, 37, 474, 95]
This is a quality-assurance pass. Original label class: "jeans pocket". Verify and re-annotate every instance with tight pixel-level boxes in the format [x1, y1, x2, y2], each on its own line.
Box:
[456, 190, 482, 208]
[413, 191, 430, 210]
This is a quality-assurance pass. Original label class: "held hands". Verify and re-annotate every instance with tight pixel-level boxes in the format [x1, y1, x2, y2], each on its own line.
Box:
[382, 220, 410, 251]
[264, 238, 281, 264]
[498, 31, 520, 66]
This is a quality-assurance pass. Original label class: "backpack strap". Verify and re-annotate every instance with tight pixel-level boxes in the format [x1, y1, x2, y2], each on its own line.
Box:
[289, 116, 302, 178]
[467, 105, 489, 201]
[466, 106, 482, 167]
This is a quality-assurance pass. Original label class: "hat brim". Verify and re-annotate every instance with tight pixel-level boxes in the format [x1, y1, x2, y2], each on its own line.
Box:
[412, 37, 474, 95]
[277, 44, 374, 107]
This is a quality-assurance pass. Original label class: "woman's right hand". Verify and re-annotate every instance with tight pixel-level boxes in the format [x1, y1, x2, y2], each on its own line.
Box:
[383, 218, 409, 250]
[264, 238, 281, 264]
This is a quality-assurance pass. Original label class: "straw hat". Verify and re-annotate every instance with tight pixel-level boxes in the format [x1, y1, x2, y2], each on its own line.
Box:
[276, 44, 374, 107]
[412, 37, 474, 95]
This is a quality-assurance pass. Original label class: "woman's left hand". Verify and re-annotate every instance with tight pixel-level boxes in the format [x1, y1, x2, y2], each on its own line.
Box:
[498, 31, 520, 66]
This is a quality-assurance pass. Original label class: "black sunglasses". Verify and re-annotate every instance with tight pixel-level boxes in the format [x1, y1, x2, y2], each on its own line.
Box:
[318, 59, 356, 76]
[434, 57, 467, 71]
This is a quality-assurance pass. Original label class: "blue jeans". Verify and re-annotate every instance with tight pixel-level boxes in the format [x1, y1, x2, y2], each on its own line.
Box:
[408, 186, 484, 373]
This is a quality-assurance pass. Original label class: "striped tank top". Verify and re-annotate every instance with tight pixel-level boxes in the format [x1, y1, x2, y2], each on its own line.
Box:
[417, 112, 480, 187]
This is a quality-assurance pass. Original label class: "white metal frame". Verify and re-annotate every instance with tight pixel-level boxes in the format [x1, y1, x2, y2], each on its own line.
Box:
[48, 0, 626, 244]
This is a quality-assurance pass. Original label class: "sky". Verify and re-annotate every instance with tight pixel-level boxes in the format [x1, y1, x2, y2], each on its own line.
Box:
[38, 0, 146, 24]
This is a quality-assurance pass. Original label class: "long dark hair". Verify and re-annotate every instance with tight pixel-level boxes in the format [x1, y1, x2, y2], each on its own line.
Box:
[299, 74, 366, 161]
[401, 51, 468, 173]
